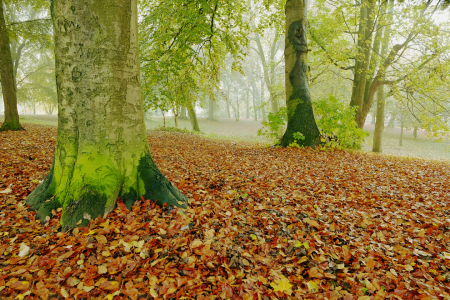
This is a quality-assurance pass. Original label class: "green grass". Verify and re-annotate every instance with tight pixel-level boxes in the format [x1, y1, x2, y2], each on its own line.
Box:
[3, 114, 448, 161]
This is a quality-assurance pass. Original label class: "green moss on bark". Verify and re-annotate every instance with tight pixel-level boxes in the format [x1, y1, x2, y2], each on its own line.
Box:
[136, 152, 188, 208]
[61, 189, 107, 231]
[0, 120, 23, 131]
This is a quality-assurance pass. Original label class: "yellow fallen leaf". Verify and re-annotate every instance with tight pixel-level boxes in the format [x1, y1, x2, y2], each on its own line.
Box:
[294, 241, 302, 248]
[402, 264, 414, 272]
[307, 281, 318, 293]
[98, 265, 108, 274]
[258, 276, 267, 284]
[270, 276, 292, 292]
[150, 288, 158, 297]
[417, 228, 425, 238]
[15, 291, 30, 300]
[191, 239, 203, 248]
[302, 242, 309, 250]
[104, 290, 120, 300]
[60, 287, 69, 298]
[0, 188, 12, 194]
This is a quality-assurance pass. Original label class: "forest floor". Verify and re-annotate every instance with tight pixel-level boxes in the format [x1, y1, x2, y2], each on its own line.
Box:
[11, 114, 450, 161]
[0, 123, 450, 299]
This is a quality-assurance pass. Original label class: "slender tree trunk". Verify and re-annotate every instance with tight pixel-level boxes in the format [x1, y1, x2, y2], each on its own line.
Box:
[262, 106, 267, 123]
[208, 97, 215, 121]
[246, 90, 250, 119]
[253, 28, 280, 114]
[372, 86, 385, 152]
[280, 0, 320, 147]
[162, 111, 166, 127]
[252, 82, 258, 121]
[372, 0, 393, 152]
[0, 0, 23, 131]
[226, 86, 231, 118]
[260, 76, 267, 122]
[399, 117, 404, 147]
[180, 105, 187, 119]
[350, 0, 375, 128]
[27, 0, 187, 230]
[235, 92, 240, 121]
[187, 104, 200, 132]
[388, 114, 396, 127]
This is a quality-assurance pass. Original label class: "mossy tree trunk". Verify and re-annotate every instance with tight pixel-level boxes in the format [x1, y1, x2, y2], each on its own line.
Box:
[27, 0, 187, 231]
[280, 0, 320, 148]
[0, 0, 23, 132]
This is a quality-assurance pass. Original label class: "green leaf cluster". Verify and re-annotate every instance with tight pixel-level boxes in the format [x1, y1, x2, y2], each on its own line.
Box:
[313, 95, 369, 149]
[139, 0, 251, 115]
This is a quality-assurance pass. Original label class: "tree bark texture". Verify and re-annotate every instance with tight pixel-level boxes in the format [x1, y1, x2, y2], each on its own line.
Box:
[280, 0, 320, 147]
[350, 0, 375, 129]
[372, 85, 385, 152]
[188, 104, 200, 132]
[372, 0, 394, 152]
[27, 0, 187, 230]
[0, 0, 23, 131]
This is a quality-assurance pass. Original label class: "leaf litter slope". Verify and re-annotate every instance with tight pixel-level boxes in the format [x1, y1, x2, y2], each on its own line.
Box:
[0, 124, 450, 299]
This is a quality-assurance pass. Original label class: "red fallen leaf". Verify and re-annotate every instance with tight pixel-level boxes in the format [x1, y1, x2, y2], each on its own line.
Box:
[393, 288, 407, 297]
[10, 280, 30, 290]
[221, 283, 233, 298]
[2, 124, 450, 299]
[308, 267, 323, 278]
[177, 277, 188, 287]
[366, 258, 376, 268]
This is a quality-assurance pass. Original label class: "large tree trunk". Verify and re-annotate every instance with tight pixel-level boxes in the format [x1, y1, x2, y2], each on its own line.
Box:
[280, 0, 320, 148]
[0, 0, 23, 131]
[27, 0, 187, 231]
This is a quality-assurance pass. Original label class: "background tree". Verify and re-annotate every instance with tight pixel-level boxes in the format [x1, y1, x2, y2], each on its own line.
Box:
[27, 0, 187, 230]
[0, 0, 22, 131]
